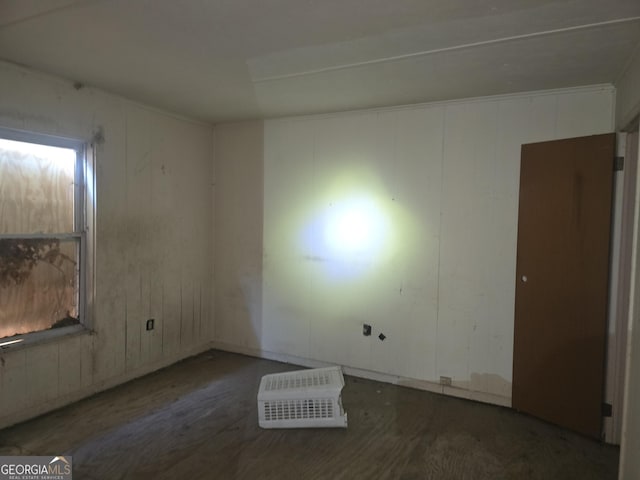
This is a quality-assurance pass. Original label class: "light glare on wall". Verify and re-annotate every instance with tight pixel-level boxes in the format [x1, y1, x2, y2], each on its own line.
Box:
[289, 168, 415, 281]
[323, 197, 387, 257]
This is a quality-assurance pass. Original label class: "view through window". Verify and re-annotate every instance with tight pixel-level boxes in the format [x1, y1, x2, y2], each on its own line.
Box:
[0, 130, 86, 342]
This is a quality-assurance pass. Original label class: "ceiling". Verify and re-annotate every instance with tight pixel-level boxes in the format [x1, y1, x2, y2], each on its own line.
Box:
[1, 0, 640, 123]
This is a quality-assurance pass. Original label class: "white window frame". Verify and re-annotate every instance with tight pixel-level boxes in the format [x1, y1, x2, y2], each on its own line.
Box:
[0, 127, 94, 348]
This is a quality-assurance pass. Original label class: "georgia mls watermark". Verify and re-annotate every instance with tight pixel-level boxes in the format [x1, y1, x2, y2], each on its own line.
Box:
[0, 456, 72, 480]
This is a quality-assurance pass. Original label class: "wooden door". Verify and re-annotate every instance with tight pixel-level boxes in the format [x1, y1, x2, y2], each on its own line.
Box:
[512, 133, 615, 439]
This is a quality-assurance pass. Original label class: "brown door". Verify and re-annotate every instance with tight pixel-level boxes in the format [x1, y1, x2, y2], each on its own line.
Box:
[512, 133, 615, 439]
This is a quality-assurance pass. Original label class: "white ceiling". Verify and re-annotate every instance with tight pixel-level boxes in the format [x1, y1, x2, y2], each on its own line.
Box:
[1, 0, 639, 123]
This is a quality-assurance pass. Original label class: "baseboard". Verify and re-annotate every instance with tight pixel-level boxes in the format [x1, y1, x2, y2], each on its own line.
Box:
[0, 341, 216, 430]
[211, 341, 512, 408]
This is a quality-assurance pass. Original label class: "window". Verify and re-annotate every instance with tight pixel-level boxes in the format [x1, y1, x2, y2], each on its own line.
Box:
[0, 128, 91, 346]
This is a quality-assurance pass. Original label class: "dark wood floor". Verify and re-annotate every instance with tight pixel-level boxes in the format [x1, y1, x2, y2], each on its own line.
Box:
[0, 350, 619, 479]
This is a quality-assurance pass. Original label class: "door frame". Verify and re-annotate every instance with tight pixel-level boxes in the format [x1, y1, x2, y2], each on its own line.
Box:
[604, 131, 638, 444]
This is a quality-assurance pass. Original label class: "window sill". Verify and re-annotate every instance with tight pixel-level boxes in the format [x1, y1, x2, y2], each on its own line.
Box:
[0, 324, 92, 351]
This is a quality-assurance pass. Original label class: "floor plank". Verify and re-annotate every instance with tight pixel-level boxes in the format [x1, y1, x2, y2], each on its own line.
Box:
[0, 350, 619, 479]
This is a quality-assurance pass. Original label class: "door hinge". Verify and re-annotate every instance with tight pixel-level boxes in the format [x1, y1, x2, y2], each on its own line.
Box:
[614, 156, 624, 171]
[602, 402, 613, 418]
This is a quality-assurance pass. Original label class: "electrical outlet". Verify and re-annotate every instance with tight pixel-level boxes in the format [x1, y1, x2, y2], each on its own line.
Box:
[440, 376, 452, 386]
[146, 319, 155, 331]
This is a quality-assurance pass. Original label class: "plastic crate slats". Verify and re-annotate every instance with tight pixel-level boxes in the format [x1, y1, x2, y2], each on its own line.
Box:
[258, 366, 348, 429]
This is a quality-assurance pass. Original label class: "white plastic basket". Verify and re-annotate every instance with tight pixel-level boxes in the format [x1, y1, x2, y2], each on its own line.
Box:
[257, 366, 348, 429]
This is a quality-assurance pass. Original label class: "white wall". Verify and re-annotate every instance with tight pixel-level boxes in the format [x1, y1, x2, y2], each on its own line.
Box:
[214, 122, 264, 348]
[214, 86, 615, 405]
[616, 46, 640, 130]
[0, 61, 214, 428]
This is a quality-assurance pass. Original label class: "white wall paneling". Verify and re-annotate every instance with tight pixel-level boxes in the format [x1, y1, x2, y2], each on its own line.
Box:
[0, 61, 214, 429]
[214, 86, 615, 407]
[213, 122, 264, 351]
[0, 57, 620, 436]
[616, 46, 640, 130]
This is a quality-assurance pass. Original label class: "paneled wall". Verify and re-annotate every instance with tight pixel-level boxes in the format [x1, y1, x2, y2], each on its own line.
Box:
[0, 61, 214, 428]
[0, 58, 620, 430]
[616, 45, 640, 129]
[214, 122, 264, 349]
[214, 86, 615, 405]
